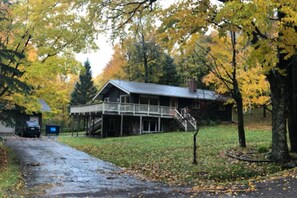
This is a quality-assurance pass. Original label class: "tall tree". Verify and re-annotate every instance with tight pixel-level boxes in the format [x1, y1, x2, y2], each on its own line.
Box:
[288, 56, 297, 152]
[158, 55, 179, 86]
[0, 3, 31, 99]
[159, 0, 296, 162]
[0, 0, 100, 127]
[217, 0, 296, 162]
[70, 60, 97, 105]
[95, 44, 127, 87]
[195, 32, 248, 147]
[0, 2, 32, 123]
[123, 37, 165, 83]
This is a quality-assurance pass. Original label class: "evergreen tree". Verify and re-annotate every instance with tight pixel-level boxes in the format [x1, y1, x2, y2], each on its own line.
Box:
[70, 60, 97, 105]
[159, 55, 180, 86]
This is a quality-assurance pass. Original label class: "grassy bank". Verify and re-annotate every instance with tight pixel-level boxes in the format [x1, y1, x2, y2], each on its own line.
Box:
[0, 145, 23, 196]
[59, 124, 280, 186]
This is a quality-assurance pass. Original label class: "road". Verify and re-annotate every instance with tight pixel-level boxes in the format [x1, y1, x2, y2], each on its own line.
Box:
[4, 136, 192, 198]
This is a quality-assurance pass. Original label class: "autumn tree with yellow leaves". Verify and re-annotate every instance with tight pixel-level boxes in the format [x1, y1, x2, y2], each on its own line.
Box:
[0, 0, 99, 127]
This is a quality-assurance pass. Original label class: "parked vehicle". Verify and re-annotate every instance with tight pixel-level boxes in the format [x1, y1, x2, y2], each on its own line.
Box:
[20, 121, 41, 137]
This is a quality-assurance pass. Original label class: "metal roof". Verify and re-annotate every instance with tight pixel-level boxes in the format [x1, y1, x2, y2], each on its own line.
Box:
[39, 99, 51, 112]
[94, 80, 226, 101]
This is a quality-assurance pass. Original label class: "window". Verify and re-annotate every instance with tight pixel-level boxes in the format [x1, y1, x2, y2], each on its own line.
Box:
[120, 95, 130, 103]
[143, 120, 157, 132]
[139, 96, 159, 105]
[150, 97, 158, 106]
[140, 97, 149, 104]
[170, 98, 178, 108]
[104, 97, 110, 102]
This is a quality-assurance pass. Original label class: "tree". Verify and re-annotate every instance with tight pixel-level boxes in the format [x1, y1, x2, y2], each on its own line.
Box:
[158, 55, 179, 86]
[70, 60, 97, 105]
[95, 44, 127, 87]
[216, 0, 296, 162]
[0, 3, 32, 124]
[0, 3, 31, 99]
[288, 56, 297, 152]
[159, 0, 296, 162]
[123, 37, 165, 83]
[194, 32, 247, 147]
[0, 0, 99, 110]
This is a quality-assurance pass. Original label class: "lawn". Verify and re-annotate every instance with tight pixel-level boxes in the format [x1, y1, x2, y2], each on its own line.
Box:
[0, 144, 23, 197]
[59, 123, 282, 187]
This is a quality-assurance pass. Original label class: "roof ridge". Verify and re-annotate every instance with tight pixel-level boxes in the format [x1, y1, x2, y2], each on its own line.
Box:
[111, 79, 214, 92]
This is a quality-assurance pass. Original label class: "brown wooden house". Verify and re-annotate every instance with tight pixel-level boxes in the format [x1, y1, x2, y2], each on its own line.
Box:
[70, 80, 232, 137]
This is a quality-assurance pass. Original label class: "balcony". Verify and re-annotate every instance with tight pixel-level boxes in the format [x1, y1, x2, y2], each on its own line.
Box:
[70, 102, 176, 117]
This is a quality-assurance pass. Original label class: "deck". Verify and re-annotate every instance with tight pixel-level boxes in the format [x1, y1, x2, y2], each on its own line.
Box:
[70, 102, 176, 117]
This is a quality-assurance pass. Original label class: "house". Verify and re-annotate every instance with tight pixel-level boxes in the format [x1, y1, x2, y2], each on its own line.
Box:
[70, 79, 233, 137]
[0, 99, 51, 135]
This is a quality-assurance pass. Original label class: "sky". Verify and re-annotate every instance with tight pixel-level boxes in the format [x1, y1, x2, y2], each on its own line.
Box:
[75, 34, 113, 78]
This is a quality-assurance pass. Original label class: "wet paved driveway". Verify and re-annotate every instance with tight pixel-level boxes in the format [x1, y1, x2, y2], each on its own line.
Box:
[5, 136, 191, 197]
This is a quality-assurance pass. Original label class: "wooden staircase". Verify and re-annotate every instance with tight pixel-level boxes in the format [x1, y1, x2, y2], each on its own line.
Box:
[174, 109, 197, 131]
[87, 118, 102, 135]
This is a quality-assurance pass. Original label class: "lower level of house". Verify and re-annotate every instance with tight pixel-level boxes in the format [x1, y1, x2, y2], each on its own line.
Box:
[70, 102, 233, 138]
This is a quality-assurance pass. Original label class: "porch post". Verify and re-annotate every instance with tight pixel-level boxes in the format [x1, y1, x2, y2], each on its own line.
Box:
[83, 117, 86, 133]
[86, 116, 89, 136]
[158, 117, 161, 132]
[92, 115, 95, 136]
[77, 115, 80, 137]
[101, 114, 104, 138]
[120, 114, 123, 136]
[77, 115, 80, 131]
[139, 116, 142, 135]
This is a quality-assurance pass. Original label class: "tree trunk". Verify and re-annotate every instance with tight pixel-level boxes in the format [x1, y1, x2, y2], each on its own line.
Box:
[230, 31, 246, 148]
[193, 125, 200, 164]
[140, 31, 149, 83]
[267, 71, 289, 162]
[234, 95, 246, 147]
[287, 56, 297, 152]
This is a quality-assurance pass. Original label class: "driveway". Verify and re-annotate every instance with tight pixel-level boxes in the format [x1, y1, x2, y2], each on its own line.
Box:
[4, 136, 192, 197]
[6, 136, 297, 198]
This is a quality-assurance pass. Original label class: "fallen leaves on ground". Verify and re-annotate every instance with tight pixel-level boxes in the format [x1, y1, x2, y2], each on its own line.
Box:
[0, 147, 8, 172]
[190, 180, 256, 195]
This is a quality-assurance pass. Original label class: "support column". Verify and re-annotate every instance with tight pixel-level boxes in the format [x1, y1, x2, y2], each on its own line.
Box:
[92, 115, 95, 136]
[83, 116, 86, 133]
[77, 115, 80, 136]
[139, 116, 143, 135]
[86, 116, 89, 136]
[158, 117, 161, 132]
[120, 114, 123, 136]
[77, 115, 80, 131]
[101, 114, 104, 138]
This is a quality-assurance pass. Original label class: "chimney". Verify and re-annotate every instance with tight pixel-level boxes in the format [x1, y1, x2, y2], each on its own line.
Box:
[188, 78, 197, 93]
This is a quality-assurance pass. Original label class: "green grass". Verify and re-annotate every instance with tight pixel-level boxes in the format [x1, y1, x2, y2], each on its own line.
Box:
[0, 146, 23, 197]
[59, 124, 281, 186]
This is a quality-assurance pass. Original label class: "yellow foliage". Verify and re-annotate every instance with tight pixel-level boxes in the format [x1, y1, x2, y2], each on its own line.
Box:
[95, 44, 127, 88]
[203, 32, 270, 110]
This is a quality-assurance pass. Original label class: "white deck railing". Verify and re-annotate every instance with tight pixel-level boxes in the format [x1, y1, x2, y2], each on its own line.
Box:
[70, 102, 176, 117]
